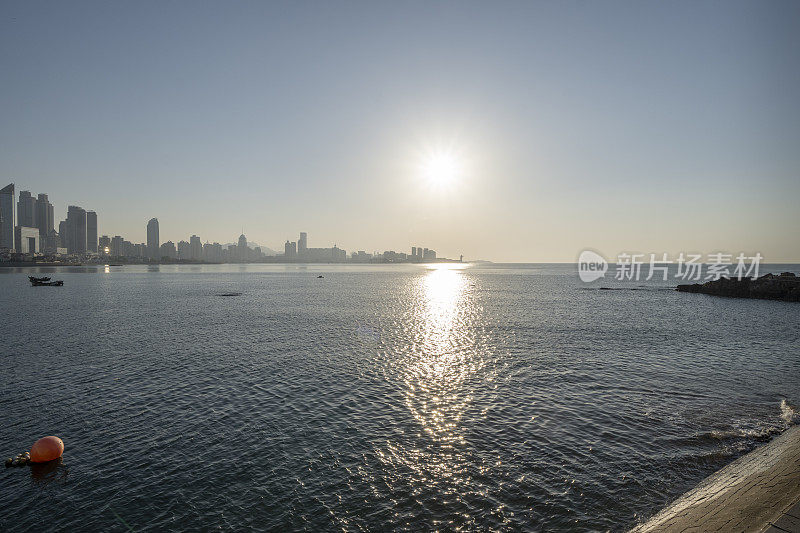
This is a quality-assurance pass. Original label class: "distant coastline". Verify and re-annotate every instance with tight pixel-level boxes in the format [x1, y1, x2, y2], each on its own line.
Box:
[0, 258, 468, 268]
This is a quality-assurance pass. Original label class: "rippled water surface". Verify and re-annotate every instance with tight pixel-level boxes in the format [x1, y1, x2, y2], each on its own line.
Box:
[1, 263, 799, 531]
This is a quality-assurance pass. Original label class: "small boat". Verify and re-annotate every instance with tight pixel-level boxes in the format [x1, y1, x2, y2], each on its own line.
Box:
[317, 275, 324, 278]
[30, 279, 63, 286]
[28, 276, 51, 282]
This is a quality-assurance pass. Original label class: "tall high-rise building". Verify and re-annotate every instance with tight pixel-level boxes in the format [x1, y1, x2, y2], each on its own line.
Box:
[99, 235, 111, 254]
[86, 211, 98, 253]
[17, 190, 36, 228]
[147, 218, 159, 260]
[66, 205, 87, 254]
[203, 242, 223, 262]
[34, 193, 56, 252]
[298, 232, 307, 255]
[284, 240, 297, 258]
[0, 183, 14, 251]
[237, 234, 248, 262]
[111, 235, 124, 256]
[190, 235, 202, 260]
[177, 240, 191, 260]
[35, 193, 54, 235]
[159, 241, 176, 259]
[58, 220, 69, 251]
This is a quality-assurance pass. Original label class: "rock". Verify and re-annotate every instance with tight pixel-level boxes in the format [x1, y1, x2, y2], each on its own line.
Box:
[11, 459, 19, 467]
[677, 273, 800, 302]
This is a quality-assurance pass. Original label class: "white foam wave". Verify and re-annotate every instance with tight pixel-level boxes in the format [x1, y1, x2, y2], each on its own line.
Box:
[780, 399, 796, 423]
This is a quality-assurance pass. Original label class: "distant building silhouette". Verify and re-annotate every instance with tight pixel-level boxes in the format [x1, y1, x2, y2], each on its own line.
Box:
[58, 220, 68, 251]
[204, 242, 223, 262]
[159, 240, 176, 259]
[238, 234, 248, 261]
[0, 184, 14, 251]
[147, 218, 159, 260]
[190, 235, 202, 260]
[35, 193, 55, 251]
[86, 211, 97, 253]
[17, 190, 35, 228]
[66, 205, 88, 254]
[285, 240, 297, 258]
[298, 232, 307, 255]
[351, 250, 372, 262]
[14, 226, 39, 254]
[177, 240, 191, 260]
[111, 235, 124, 256]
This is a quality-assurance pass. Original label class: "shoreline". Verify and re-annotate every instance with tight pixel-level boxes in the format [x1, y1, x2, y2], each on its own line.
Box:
[631, 424, 800, 532]
[0, 259, 465, 267]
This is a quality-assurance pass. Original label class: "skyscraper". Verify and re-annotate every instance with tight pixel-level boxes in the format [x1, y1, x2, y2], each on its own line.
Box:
[66, 205, 87, 254]
[284, 240, 297, 258]
[17, 190, 36, 228]
[177, 240, 191, 260]
[35, 193, 54, 234]
[159, 241, 176, 259]
[86, 211, 98, 253]
[237, 233, 248, 262]
[147, 218, 159, 260]
[99, 235, 111, 254]
[298, 232, 307, 256]
[0, 183, 14, 251]
[58, 220, 69, 252]
[34, 193, 56, 252]
[190, 235, 202, 260]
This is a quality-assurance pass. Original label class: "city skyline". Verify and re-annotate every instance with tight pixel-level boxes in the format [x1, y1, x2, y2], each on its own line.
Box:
[1, 180, 460, 259]
[0, 181, 448, 263]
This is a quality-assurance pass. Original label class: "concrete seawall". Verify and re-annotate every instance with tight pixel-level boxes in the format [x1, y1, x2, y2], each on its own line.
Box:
[631, 425, 800, 532]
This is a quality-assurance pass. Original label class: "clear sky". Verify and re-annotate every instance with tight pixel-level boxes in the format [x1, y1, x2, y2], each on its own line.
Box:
[2, 1, 798, 261]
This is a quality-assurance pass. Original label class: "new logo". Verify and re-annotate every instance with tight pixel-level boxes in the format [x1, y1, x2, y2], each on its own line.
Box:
[578, 250, 607, 282]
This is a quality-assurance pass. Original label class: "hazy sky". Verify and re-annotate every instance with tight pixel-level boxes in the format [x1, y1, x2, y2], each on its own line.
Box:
[2, 1, 798, 261]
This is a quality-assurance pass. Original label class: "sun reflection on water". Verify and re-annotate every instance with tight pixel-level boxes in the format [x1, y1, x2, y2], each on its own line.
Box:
[407, 265, 477, 445]
[374, 264, 488, 517]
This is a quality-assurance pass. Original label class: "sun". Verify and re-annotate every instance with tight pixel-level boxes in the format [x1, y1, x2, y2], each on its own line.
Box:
[422, 151, 460, 189]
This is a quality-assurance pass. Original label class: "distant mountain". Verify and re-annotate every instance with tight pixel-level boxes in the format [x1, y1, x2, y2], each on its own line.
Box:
[222, 242, 278, 256]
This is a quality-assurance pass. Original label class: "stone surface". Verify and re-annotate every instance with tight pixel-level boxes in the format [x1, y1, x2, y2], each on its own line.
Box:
[630, 425, 800, 532]
[677, 273, 800, 302]
[771, 512, 800, 532]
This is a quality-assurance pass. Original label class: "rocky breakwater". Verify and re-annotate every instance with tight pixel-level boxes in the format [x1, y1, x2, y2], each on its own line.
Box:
[677, 272, 800, 302]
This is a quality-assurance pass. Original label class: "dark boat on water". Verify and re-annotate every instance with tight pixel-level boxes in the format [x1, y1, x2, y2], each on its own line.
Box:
[29, 277, 63, 286]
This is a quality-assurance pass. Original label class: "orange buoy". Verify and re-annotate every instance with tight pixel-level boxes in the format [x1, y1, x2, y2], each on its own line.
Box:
[29, 436, 64, 463]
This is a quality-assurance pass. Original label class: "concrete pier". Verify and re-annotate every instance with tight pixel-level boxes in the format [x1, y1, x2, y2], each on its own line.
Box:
[631, 425, 800, 532]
